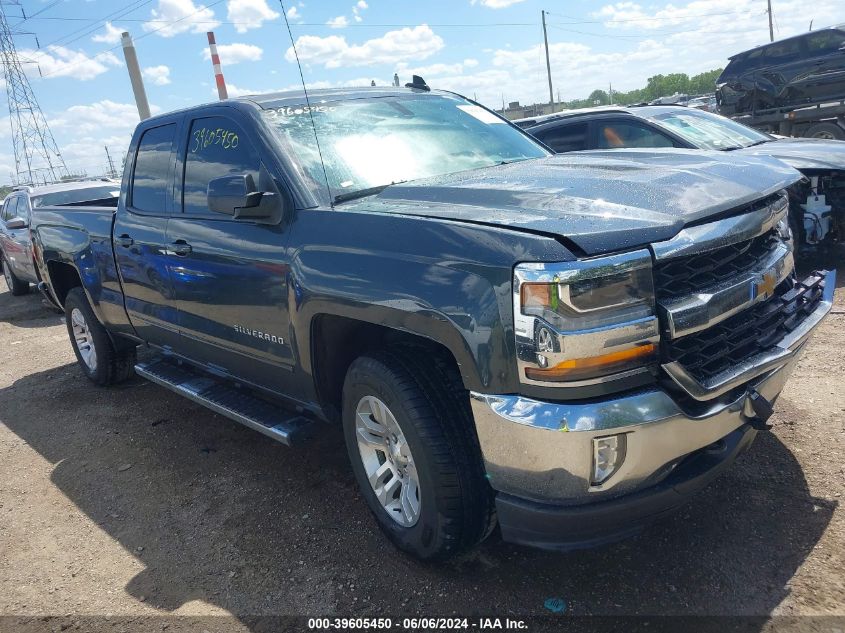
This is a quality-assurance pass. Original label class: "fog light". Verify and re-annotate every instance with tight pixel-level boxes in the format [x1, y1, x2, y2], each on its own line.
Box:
[592, 434, 627, 486]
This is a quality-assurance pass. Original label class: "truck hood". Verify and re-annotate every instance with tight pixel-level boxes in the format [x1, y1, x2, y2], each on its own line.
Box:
[736, 137, 845, 171]
[355, 150, 800, 256]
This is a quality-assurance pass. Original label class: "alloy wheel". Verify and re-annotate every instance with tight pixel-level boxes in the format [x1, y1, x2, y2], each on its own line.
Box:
[354, 395, 421, 527]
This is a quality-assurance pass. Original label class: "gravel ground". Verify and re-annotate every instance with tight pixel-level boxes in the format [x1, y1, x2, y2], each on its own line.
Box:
[0, 254, 843, 632]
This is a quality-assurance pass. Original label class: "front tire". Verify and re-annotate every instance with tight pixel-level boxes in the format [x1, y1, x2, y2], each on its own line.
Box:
[64, 287, 136, 386]
[2, 255, 29, 296]
[342, 350, 494, 560]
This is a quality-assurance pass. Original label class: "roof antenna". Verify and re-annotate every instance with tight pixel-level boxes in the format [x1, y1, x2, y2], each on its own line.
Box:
[278, 0, 334, 209]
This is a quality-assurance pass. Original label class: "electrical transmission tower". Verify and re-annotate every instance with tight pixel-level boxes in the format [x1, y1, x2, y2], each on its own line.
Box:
[0, 2, 68, 185]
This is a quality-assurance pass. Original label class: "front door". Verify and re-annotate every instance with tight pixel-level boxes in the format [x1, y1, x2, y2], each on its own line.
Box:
[166, 113, 295, 395]
[113, 120, 181, 349]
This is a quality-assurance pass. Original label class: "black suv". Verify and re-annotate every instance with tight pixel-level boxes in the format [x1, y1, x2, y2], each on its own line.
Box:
[717, 26, 845, 115]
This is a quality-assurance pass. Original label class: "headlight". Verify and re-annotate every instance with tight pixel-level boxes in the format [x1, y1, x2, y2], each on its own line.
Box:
[514, 250, 659, 385]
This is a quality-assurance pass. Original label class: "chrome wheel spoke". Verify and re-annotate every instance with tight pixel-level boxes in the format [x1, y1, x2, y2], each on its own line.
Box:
[355, 395, 421, 528]
[70, 308, 97, 371]
[400, 475, 420, 524]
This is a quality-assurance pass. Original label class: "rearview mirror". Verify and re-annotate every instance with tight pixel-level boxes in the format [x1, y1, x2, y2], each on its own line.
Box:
[5, 217, 27, 230]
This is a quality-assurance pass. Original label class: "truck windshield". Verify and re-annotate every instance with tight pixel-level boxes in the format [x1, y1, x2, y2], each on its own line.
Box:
[647, 108, 772, 151]
[31, 185, 120, 208]
[261, 93, 548, 202]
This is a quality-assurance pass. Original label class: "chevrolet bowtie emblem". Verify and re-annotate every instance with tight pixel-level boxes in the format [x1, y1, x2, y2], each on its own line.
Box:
[753, 271, 778, 300]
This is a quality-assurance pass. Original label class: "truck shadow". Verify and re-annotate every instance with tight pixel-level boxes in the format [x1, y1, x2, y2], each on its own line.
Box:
[0, 363, 834, 625]
[0, 285, 62, 327]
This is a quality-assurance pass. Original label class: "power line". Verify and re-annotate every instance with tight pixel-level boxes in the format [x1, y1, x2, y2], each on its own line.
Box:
[39, 0, 227, 79]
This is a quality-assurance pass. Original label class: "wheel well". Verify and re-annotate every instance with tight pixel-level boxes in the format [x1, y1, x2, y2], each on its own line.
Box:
[46, 261, 82, 306]
[311, 315, 465, 423]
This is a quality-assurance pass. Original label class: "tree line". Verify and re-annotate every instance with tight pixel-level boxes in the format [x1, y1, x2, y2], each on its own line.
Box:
[564, 68, 723, 109]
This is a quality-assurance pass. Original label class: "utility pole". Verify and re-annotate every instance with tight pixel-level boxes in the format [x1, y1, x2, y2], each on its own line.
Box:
[0, 4, 69, 184]
[121, 32, 151, 120]
[104, 146, 117, 179]
[609, 82, 613, 104]
[541, 10, 554, 112]
[766, 0, 774, 42]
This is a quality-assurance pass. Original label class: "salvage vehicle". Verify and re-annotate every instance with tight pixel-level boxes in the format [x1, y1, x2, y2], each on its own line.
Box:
[517, 105, 845, 249]
[716, 26, 845, 139]
[30, 87, 833, 559]
[0, 180, 119, 295]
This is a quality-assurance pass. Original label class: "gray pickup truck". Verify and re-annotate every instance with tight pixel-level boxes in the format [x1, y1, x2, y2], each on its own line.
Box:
[30, 87, 833, 560]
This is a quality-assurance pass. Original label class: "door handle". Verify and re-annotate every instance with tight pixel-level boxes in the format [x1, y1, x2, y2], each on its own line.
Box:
[170, 240, 192, 256]
[116, 234, 134, 248]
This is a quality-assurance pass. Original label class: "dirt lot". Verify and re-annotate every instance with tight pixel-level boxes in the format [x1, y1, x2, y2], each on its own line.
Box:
[0, 255, 843, 632]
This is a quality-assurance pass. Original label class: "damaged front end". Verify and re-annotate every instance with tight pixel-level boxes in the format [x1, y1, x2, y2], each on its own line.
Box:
[788, 170, 845, 247]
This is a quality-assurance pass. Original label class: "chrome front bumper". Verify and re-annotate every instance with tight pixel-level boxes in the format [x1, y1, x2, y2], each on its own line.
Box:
[470, 269, 834, 505]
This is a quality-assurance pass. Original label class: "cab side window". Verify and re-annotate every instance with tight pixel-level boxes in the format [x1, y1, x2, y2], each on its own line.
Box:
[131, 123, 176, 213]
[595, 121, 676, 149]
[535, 122, 588, 153]
[182, 116, 259, 216]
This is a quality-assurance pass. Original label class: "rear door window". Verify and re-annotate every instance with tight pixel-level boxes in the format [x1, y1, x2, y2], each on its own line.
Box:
[764, 39, 801, 62]
[534, 122, 589, 152]
[182, 116, 259, 216]
[131, 123, 176, 213]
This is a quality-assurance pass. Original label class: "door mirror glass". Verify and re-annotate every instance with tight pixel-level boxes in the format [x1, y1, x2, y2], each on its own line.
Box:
[207, 174, 258, 214]
[207, 172, 284, 221]
[5, 217, 27, 230]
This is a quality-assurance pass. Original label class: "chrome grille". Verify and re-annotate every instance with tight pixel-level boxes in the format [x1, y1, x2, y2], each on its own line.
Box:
[661, 275, 824, 383]
[654, 228, 781, 301]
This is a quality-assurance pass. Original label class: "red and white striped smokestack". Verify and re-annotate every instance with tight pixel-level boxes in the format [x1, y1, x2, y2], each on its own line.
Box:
[207, 31, 228, 100]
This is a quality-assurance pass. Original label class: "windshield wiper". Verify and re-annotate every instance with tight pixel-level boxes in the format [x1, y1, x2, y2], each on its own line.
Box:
[743, 139, 771, 148]
[334, 183, 402, 204]
[719, 145, 746, 151]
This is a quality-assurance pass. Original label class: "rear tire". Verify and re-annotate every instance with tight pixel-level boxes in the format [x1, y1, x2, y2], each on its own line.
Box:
[2, 255, 29, 296]
[64, 287, 136, 386]
[342, 350, 495, 560]
[804, 122, 845, 141]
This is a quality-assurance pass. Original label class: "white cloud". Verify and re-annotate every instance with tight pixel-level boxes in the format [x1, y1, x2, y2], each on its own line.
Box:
[50, 100, 160, 135]
[143, 64, 171, 85]
[143, 0, 219, 37]
[470, 0, 527, 8]
[287, 25, 445, 69]
[227, 0, 279, 33]
[20, 45, 122, 80]
[327, 15, 349, 28]
[286, 6, 302, 22]
[220, 83, 260, 98]
[202, 42, 263, 64]
[352, 0, 368, 22]
[91, 22, 123, 44]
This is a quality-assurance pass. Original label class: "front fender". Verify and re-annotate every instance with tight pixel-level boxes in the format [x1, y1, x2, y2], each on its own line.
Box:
[286, 209, 573, 393]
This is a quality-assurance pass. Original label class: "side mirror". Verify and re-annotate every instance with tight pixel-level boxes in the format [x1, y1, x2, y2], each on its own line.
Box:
[207, 174, 260, 215]
[207, 165, 288, 224]
[5, 217, 27, 230]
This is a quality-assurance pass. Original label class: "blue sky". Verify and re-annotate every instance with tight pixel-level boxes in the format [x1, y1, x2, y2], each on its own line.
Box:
[1, 0, 843, 181]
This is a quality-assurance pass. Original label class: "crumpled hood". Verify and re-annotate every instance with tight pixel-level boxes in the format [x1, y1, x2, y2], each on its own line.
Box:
[353, 149, 801, 255]
[736, 137, 845, 171]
